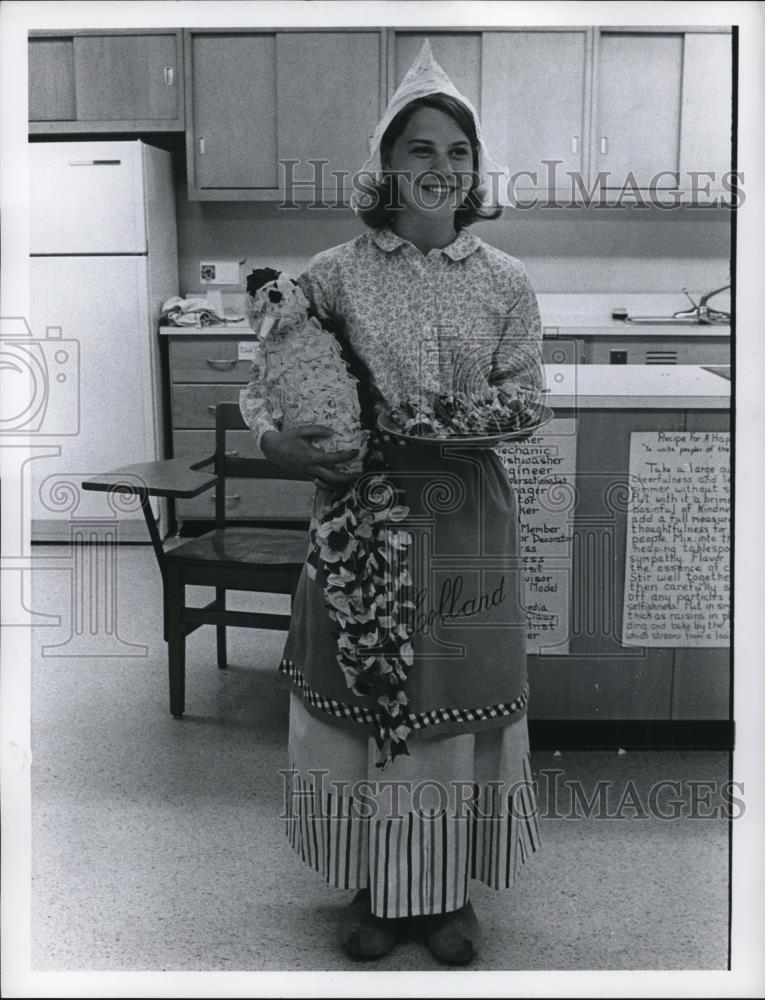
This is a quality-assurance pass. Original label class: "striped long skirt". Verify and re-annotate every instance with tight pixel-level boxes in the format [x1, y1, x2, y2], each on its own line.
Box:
[283, 693, 541, 918]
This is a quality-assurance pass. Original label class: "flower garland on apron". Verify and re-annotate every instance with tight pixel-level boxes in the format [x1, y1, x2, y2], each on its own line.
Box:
[307, 433, 416, 769]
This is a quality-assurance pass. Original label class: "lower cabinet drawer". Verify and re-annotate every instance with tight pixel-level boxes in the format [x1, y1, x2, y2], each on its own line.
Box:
[172, 429, 315, 521]
[169, 337, 256, 383]
[172, 383, 248, 428]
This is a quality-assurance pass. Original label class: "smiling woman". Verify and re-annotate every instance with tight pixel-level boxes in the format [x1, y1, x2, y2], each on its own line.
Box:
[248, 39, 545, 966]
[356, 91, 502, 238]
[382, 101, 475, 216]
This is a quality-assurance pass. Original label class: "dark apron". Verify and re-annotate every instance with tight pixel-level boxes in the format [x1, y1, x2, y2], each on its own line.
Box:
[280, 442, 529, 740]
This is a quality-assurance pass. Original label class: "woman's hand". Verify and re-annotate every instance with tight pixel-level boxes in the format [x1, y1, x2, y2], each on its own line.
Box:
[260, 426, 359, 486]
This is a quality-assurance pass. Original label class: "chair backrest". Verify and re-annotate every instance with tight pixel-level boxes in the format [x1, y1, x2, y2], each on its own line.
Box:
[214, 403, 308, 528]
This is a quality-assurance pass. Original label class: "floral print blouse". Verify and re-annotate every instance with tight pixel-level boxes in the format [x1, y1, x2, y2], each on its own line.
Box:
[242, 224, 544, 449]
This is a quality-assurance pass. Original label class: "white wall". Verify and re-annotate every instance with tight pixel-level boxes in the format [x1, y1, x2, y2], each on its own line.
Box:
[174, 171, 731, 299]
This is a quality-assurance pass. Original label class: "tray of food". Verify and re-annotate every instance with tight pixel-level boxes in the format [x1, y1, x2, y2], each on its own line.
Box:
[379, 385, 554, 447]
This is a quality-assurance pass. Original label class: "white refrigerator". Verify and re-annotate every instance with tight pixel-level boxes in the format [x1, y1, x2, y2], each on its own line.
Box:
[28, 140, 178, 541]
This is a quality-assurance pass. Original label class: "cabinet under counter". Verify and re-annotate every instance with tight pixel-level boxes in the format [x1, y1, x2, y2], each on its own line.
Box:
[162, 330, 314, 530]
[542, 325, 729, 366]
[522, 399, 729, 724]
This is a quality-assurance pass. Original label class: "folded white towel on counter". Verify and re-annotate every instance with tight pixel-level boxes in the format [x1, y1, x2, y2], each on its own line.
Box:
[160, 296, 246, 327]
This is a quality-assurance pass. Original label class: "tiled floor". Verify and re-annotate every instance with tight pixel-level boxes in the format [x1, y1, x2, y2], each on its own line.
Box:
[29, 545, 730, 971]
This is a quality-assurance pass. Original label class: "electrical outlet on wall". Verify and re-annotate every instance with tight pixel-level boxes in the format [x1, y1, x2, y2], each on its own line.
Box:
[200, 260, 242, 285]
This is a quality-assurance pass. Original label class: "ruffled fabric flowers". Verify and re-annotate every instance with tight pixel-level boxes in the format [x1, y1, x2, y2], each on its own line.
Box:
[306, 466, 416, 767]
[242, 268, 368, 475]
[241, 268, 415, 767]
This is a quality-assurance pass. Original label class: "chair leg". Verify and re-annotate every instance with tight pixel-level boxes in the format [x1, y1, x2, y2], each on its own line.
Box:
[216, 587, 227, 670]
[167, 565, 186, 718]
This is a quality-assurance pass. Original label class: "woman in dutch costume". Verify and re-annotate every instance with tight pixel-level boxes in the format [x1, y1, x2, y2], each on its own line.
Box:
[243, 42, 544, 964]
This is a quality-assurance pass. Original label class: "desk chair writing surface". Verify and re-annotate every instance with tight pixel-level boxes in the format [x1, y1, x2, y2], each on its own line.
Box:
[82, 403, 310, 717]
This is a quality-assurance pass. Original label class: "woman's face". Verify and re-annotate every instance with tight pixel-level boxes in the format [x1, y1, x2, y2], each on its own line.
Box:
[383, 106, 475, 221]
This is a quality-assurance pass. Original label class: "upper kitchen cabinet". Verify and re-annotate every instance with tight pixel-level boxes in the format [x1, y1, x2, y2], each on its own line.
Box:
[186, 33, 279, 191]
[184, 29, 385, 200]
[591, 28, 732, 194]
[678, 32, 734, 196]
[391, 27, 732, 202]
[29, 30, 185, 133]
[390, 29, 591, 197]
[481, 30, 590, 194]
[28, 35, 77, 122]
[592, 31, 684, 190]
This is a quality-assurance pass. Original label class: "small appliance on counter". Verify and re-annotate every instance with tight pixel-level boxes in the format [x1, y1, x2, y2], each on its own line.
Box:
[611, 284, 731, 326]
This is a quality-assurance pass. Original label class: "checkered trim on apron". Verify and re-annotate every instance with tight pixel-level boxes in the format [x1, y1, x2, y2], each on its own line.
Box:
[279, 657, 529, 733]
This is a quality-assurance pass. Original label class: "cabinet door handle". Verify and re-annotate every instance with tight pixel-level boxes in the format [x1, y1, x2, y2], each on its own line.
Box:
[225, 450, 240, 458]
[207, 403, 228, 412]
[163, 65, 174, 86]
[211, 494, 241, 505]
[205, 358, 237, 370]
[571, 136, 579, 154]
[199, 136, 206, 155]
[600, 135, 608, 156]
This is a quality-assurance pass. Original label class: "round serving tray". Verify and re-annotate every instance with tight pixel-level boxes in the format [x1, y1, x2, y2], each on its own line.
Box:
[378, 403, 555, 447]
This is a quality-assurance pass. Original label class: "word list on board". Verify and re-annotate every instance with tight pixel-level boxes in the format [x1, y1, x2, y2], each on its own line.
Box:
[496, 424, 577, 654]
[622, 431, 729, 647]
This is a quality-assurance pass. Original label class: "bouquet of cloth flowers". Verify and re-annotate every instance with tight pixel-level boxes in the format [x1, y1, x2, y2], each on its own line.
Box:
[240, 267, 368, 475]
[239, 266, 413, 768]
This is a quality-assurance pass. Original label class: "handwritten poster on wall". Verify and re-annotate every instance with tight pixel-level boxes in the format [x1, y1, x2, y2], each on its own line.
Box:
[622, 431, 730, 647]
[496, 423, 577, 654]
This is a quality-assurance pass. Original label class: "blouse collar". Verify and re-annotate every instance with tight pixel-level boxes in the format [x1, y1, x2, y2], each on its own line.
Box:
[371, 225, 481, 261]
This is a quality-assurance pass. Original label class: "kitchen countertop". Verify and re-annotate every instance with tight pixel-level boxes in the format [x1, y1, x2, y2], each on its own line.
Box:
[161, 289, 732, 338]
[160, 322, 251, 336]
[543, 324, 729, 337]
[160, 320, 731, 339]
[159, 321, 248, 340]
[544, 364, 730, 408]
[537, 293, 730, 336]
[542, 324, 730, 340]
